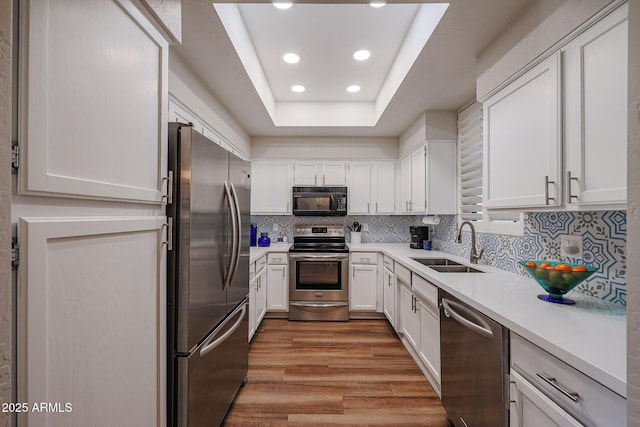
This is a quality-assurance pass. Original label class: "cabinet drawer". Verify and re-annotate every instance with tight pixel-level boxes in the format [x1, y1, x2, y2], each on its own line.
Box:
[411, 273, 438, 306]
[267, 252, 288, 265]
[511, 333, 625, 426]
[350, 252, 377, 264]
[383, 255, 394, 270]
[256, 255, 267, 273]
[395, 263, 411, 285]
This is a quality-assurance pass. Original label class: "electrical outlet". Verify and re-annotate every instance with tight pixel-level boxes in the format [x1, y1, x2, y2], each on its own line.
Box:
[273, 224, 279, 232]
[560, 234, 583, 259]
[362, 223, 369, 232]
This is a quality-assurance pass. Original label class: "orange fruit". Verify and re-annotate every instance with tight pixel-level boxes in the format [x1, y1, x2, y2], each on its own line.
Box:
[524, 261, 537, 267]
[572, 265, 588, 272]
[555, 263, 572, 271]
[539, 262, 551, 269]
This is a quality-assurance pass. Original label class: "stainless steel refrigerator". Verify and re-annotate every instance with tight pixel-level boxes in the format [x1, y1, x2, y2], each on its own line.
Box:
[167, 123, 251, 427]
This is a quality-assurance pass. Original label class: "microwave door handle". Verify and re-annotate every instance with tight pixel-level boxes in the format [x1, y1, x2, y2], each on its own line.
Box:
[330, 194, 337, 210]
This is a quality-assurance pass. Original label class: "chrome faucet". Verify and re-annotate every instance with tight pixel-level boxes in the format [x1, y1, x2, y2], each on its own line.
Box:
[456, 221, 484, 264]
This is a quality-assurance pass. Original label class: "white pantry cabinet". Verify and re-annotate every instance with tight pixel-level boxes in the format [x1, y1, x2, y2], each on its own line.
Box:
[19, 0, 168, 204]
[483, 52, 563, 209]
[251, 161, 293, 214]
[17, 217, 166, 427]
[563, 3, 628, 209]
[349, 252, 379, 312]
[266, 253, 289, 312]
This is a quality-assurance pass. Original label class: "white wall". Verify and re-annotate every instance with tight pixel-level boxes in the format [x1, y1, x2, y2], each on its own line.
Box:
[0, 0, 11, 425]
[628, 0, 640, 424]
[398, 111, 457, 157]
[476, 0, 613, 100]
[251, 136, 398, 160]
[169, 52, 251, 157]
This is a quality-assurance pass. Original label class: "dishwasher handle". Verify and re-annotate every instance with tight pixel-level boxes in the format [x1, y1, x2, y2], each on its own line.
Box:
[442, 297, 494, 339]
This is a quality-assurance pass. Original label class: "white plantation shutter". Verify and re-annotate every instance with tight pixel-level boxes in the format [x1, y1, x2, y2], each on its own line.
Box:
[457, 103, 523, 235]
[458, 104, 484, 222]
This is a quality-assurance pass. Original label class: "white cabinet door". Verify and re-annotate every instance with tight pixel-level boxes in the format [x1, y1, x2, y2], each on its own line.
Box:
[266, 264, 288, 311]
[256, 267, 268, 325]
[19, 0, 168, 203]
[348, 162, 372, 214]
[509, 370, 583, 427]
[382, 267, 395, 326]
[251, 161, 293, 214]
[321, 162, 347, 185]
[249, 275, 257, 342]
[400, 285, 419, 349]
[484, 52, 562, 209]
[411, 147, 427, 214]
[418, 298, 441, 388]
[350, 264, 378, 311]
[564, 4, 628, 208]
[372, 161, 396, 214]
[293, 162, 319, 185]
[425, 142, 457, 215]
[18, 216, 166, 427]
[399, 155, 412, 214]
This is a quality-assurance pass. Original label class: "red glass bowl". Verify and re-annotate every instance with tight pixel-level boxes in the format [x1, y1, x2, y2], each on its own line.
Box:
[519, 260, 596, 305]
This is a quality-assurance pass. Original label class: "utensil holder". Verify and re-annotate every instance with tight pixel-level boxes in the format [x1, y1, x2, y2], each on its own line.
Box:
[351, 232, 361, 245]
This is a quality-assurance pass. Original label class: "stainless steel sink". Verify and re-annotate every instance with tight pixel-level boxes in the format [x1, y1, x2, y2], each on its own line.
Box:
[430, 265, 485, 273]
[411, 258, 463, 267]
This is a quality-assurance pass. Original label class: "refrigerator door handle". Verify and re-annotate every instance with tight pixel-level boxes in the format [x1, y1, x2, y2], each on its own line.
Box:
[223, 181, 239, 290]
[199, 303, 247, 358]
[227, 182, 242, 287]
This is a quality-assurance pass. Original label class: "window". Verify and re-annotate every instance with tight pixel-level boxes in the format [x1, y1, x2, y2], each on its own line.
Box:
[458, 103, 523, 235]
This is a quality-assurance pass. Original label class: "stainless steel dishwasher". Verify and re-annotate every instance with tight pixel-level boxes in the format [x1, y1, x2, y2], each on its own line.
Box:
[439, 290, 509, 427]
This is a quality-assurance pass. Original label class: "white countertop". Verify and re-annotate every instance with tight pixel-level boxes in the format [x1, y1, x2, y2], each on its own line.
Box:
[350, 243, 626, 398]
[248, 242, 626, 397]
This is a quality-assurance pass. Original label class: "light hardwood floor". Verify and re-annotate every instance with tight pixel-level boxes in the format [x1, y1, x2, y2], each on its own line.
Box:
[223, 319, 451, 426]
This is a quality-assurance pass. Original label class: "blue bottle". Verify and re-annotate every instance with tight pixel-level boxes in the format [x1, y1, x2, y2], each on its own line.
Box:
[258, 233, 270, 247]
[250, 224, 257, 247]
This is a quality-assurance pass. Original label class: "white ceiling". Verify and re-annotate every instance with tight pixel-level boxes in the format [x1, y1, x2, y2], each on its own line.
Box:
[173, 0, 533, 137]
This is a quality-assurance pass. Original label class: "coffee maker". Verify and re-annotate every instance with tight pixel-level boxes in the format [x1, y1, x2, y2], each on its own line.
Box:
[410, 226, 430, 249]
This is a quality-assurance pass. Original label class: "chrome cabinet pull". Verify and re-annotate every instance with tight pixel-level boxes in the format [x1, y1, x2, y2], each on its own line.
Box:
[161, 171, 174, 204]
[161, 217, 173, 251]
[567, 171, 579, 202]
[375, 202, 378, 213]
[545, 175, 556, 205]
[536, 372, 580, 403]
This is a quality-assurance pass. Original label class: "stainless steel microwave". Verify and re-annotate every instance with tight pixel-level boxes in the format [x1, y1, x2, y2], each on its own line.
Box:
[292, 186, 347, 216]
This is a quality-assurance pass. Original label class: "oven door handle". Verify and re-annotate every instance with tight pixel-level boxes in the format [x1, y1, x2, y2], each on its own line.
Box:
[288, 253, 348, 260]
[290, 302, 349, 308]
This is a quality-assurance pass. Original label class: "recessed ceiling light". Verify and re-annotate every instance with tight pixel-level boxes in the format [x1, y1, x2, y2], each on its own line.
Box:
[353, 50, 371, 61]
[273, 1, 293, 10]
[346, 85, 361, 93]
[291, 85, 306, 93]
[370, 1, 386, 8]
[283, 53, 300, 64]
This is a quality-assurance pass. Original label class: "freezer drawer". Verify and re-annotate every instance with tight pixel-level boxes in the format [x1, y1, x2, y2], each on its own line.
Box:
[175, 300, 248, 427]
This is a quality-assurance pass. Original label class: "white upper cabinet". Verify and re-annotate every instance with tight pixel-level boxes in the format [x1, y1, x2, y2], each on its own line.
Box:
[250, 161, 293, 214]
[399, 155, 413, 214]
[399, 147, 427, 214]
[348, 162, 372, 214]
[484, 52, 563, 209]
[372, 161, 396, 214]
[563, 3, 628, 209]
[19, 0, 169, 204]
[293, 161, 347, 186]
[321, 162, 348, 186]
[293, 162, 319, 186]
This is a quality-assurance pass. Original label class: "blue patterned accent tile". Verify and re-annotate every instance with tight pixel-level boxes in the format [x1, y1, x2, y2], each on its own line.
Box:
[535, 211, 574, 239]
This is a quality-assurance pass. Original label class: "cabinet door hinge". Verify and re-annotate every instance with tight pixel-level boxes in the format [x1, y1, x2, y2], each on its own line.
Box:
[11, 238, 19, 268]
[11, 141, 19, 173]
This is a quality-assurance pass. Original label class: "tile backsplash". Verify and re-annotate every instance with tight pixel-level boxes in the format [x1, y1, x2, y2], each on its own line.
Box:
[252, 210, 626, 306]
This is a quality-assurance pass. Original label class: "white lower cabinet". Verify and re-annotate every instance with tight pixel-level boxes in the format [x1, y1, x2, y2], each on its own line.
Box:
[509, 333, 625, 426]
[400, 284, 420, 349]
[382, 265, 395, 327]
[417, 297, 440, 387]
[249, 256, 267, 341]
[349, 252, 379, 312]
[256, 264, 267, 326]
[266, 253, 289, 312]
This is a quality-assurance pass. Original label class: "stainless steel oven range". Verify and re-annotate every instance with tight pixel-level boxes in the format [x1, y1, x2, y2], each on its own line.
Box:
[288, 225, 349, 321]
